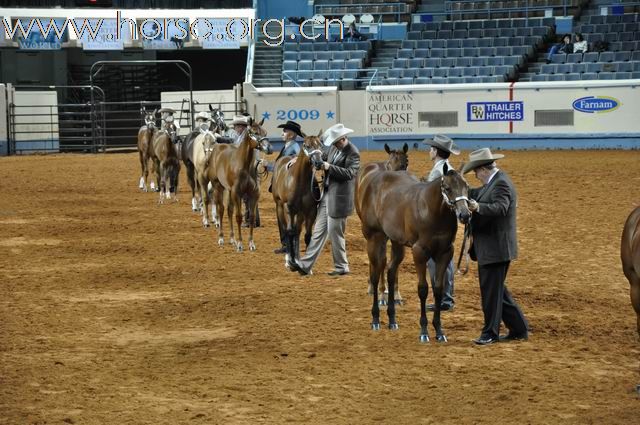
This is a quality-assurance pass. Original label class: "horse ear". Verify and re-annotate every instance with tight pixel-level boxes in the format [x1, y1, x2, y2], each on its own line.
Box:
[317, 129, 323, 137]
[140, 107, 145, 115]
[442, 162, 449, 175]
[209, 104, 214, 111]
[384, 143, 391, 154]
[258, 118, 265, 126]
[402, 143, 408, 153]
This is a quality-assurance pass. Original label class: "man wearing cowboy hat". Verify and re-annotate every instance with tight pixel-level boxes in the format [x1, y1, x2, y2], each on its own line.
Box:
[290, 123, 360, 277]
[423, 134, 460, 311]
[270, 120, 304, 254]
[158, 107, 180, 134]
[463, 148, 529, 345]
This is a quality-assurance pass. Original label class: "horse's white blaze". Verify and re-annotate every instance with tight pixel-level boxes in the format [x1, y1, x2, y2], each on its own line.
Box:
[138, 176, 145, 189]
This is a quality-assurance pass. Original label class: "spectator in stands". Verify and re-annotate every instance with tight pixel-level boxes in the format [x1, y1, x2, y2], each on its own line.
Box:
[546, 34, 573, 63]
[346, 22, 366, 41]
[573, 33, 588, 53]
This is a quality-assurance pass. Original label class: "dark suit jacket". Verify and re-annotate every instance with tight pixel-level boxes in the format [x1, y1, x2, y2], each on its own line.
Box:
[323, 142, 360, 218]
[468, 170, 518, 265]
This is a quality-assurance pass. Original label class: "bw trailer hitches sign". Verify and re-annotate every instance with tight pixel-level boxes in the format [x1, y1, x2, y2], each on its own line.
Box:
[467, 101, 524, 122]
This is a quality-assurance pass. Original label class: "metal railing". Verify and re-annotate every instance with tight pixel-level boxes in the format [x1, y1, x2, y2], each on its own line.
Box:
[314, 2, 409, 22]
[444, 0, 585, 19]
[282, 68, 380, 87]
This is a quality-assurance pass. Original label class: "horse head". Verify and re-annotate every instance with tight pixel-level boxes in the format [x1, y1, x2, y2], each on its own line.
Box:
[141, 107, 157, 130]
[441, 163, 471, 224]
[303, 129, 324, 169]
[384, 143, 409, 171]
[247, 128, 273, 155]
[250, 116, 268, 138]
[201, 131, 217, 160]
[208, 104, 227, 134]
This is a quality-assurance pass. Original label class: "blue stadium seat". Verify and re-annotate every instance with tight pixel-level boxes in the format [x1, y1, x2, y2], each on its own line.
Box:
[422, 30, 437, 39]
[565, 73, 581, 81]
[487, 56, 504, 66]
[440, 58, 457, 67]
[398, 77, 413, 85]
[599, 52, 615, 62]
[453, 30, 467, 39]
[472, 57, 488, 67]
[456, 57, 472, 67]
[403, 68, 419, 78]
[408, 58, 423, 68]
[633, 51, 640, 61]
[589, 16, 604, 24]
[431, 39, 446, 49]
[327, 42, 341, 51]
[497, 19, 511, 29]
[454, 21, 468, 30]
[424, 58, 441, 68]
[493, 37, 508, 47]
[298, 60, 313, 71]
[407, 31, 421, 40]
[611, 23, 625, 33]
[589, 33, 604, 43]
[387, 69, 402, 78]
[531, 74, 547, 82]
[398, 49, 413, 59]
[605, 15, 621, 24]
[477, 39, 492, 49]
[417, 40, 432, 49]
[469, 21, 483, 29]
[512, 19, 526, 28]
[483, 20, 497, 29]
[582, 52, 599, 63]
[433, 68, 448, 78]
[556, 64, 572, 74]
[463, 47, 479, 57]
[283, 61, 297, 71]
[604, 33, 619, 43]
[477, 67, 492, 76]
[496, 47, 512, 57]
[615, 72, 632, 79]
[547, 74, 564, 81]
[283, 43, 298, 52]
[483, 29, 498, 38]
[425, 22, 440, 31]
[541, 64, 556, 74]
[329, 60, 345, 70]
[402, 40, 416, 49]
[446, 39, 462, 48]
[566, 53, 582, 63]
[614, 51, 631, 61]
[430, 48, 446, 58]
[619, 41, 636, 52]
[580, 24, 595, 33]
[440, 21, 453, 31]
[333, 51, 349, 60]
[623, 23, 638, 32]
[448, 76, 464, 84]
[414, 48, 429, 58]
[314, 60, 328, 70]
[468, 29, 483, 38]
[446, 48, 463, 58]
[632, 71, 640, 78]
[411, 23, 426, 32]
[438, 30, 452, 39]
[418, 68, 434, 78]
[586, 63, 603, 73]
[316, 51, 331, 61]
[571, 63, 587, 73]
[350, 51, 367, 60]
[615, 62, 633, 72]
[415, 77, 431, 85]
[283, 52, 297, 61]
[449, 68, 464, 77]
[479, 47, 494, 57]
[299, 43, 313, 52]
[503, 56, 521, 66]
[463, 67, 478, 76]
[462, 38, 479, 48]
[621, 14, 638, 23]
[551, 54, 566, 64]
[499, 28, 516, 38]
[598, 72, 615, 80]
[384, 78, 398, 85]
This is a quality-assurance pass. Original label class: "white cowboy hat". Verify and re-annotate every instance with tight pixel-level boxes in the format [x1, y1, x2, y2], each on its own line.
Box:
[423, 134, 460, 155]
[158, 107, 176, 115]
[462, 148, 505, 174]
[322, 123, 353, 147]
[231, 115, 250, 126]
[195, 111, 211, 122]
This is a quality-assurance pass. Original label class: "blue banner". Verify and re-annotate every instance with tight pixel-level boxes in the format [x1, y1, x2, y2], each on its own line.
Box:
[198, 19, 242, 49]
[141, 18, 189, 50]
[16, 18, 66, 50]
[467, 101, 524, 122]
[80, 19, 126, 51]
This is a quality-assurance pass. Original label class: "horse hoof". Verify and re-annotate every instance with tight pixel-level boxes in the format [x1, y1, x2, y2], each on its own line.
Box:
[371, 323, 381, 331]
[236, 244, 243, 252]
[249, 242, 256, 251]
[436, 334, 448, 343]
[379, 299, 387, 306]
[419, 334, 430, 343]
[218, 238, 224, 246]
[202, 222, 210, 228]
[389, 323, 399, 331]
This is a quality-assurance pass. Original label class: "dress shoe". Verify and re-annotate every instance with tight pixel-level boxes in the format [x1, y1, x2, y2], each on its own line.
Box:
[273, 246, 287, 254]
[499, 332, 528, 342]
[473, 336, 498, 345]
[327, 270, 349, 276]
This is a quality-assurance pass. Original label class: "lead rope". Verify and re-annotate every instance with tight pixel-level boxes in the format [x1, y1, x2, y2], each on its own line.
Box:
[456, 222, 471, 275]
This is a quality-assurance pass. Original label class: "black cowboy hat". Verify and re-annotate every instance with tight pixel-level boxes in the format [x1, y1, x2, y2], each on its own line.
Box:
[277, 120, 304, 138]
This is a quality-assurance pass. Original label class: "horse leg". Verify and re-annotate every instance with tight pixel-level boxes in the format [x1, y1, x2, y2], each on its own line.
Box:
[294, 214, 305, 261]
[157, 163, 165, 205]
[432, 249, 452, 343]
[233, 192, 244, 252]
[412, 244, 430, 343]
[303, 205, 318, 251]
[150, 160, 159, 192]
[197, 174, 211, 227]
[275, 202, 288, 258]
[187, 163, 198, 211]
[213, 185, 225, 246]
[247, 196, 258, 251]
[386, 242, 405, 330]
[629, 273, 640, 337]
[366, 232, 387, 331]
[138, 151, 147, 191]
[227, 191, 236, 247]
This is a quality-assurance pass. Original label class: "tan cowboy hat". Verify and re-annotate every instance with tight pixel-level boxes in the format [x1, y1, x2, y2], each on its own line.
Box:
[158, 107, 176, 115]
[195, 111, 211, 122]
[462, 148, 505, 174]
[423, 134, 460, 155]
[323, 123, 353, 147]
[231, 115, 250, 126]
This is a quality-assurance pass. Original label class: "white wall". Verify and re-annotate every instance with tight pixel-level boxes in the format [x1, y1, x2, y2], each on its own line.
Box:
[13, 90, 59, 153]
[0, 84, 9, 155]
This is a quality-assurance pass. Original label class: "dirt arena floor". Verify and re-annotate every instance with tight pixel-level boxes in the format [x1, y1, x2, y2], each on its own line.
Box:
[1, 149, 639, 424]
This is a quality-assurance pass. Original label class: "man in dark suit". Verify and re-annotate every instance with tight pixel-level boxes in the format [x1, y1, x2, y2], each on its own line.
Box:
[462, 148, 529, 345]
[291, 124, 360, 276]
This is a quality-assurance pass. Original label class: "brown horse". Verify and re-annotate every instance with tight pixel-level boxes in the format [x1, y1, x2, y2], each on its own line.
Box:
[271, 130, 324, 269]
[150, 122, 181, 204]
[137, 108, 158, 192]
[207, 129, 272, 251]
[357, 163, 470, 342]
[621, 205, 640, 337]
[355, 143, 409, 305]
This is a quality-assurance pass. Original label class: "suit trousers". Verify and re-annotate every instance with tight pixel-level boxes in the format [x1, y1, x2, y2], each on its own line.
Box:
[297, 195, 349, 273]
[427, 258, 455, 307]
[478, 261, 528, 339]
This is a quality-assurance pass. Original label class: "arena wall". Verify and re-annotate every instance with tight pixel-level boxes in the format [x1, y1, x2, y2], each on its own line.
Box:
[0, 84, 9, 156]
[244, 80, 640, 150]
[10, 90, 60, 154]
